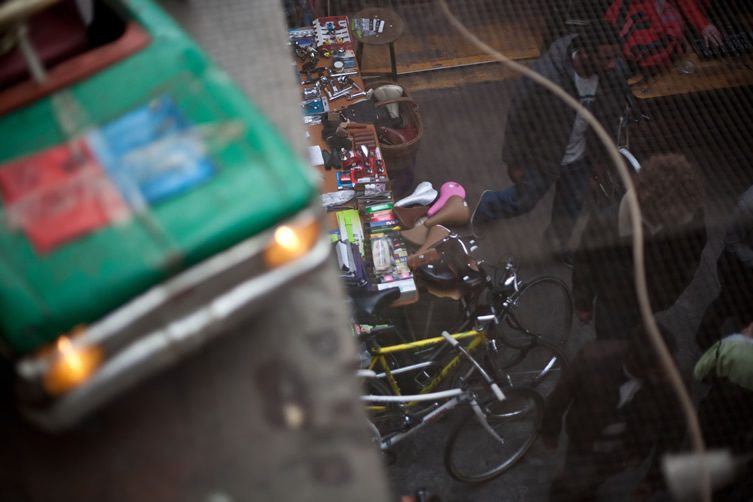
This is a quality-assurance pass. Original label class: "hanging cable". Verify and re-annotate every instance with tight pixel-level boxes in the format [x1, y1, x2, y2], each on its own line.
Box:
[437, 2, 709, 500]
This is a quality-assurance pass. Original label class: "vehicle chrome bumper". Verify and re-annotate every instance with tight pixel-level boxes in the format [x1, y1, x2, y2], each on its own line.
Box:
[17, 208, 331, 431]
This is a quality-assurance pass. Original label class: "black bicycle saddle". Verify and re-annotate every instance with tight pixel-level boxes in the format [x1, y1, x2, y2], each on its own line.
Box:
[413, 233, 486, 292]
[349, 286, 401, 319]
[415, 262, 486, 291]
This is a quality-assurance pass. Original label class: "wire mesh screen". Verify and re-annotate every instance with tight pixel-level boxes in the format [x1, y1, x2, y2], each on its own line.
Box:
[301, 0, 753, 500]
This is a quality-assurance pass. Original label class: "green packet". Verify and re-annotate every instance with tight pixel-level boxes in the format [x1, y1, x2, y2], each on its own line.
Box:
[364, 202, 394, 214]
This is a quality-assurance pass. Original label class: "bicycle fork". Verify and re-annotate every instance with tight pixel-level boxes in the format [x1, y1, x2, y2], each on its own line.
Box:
[470, 399, 505, 446]
[440, 331, 506, 402]
[440, 331, 508, 446]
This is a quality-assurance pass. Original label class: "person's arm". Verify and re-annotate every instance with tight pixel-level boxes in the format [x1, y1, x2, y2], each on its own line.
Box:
[677, 0, 722, 46]
[502, 40, 571, 176]
[502, 77, 544, 170]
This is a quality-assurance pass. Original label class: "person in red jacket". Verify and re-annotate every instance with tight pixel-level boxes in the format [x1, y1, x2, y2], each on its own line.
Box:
[605, 0, 721, 72]
[678, 0, 723, 44]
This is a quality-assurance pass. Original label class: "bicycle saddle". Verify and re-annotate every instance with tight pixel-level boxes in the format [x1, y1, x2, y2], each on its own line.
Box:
[414, 261, 486, 291]
[394, 205, 429, 229]
[424, 195, 470, 227]
[401, 221, 429, 246]
[413, 224, 451, 257]
[412, 234, 486, 293]
[349, 286, 401, 319]
[427, 181, 466, 217]
[395, 181, 437, 208]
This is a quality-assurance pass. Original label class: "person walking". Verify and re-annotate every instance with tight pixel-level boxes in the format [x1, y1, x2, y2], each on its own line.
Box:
[471, 19, 627, 266]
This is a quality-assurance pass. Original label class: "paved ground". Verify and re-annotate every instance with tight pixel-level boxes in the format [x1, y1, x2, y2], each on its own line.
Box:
[378, 77, 753, 500]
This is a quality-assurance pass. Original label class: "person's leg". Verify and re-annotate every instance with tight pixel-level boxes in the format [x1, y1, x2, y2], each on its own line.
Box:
[549, 158, 592, 249]
[474, 167, 554, 222]
[550, 447, 622, 502]
[594, 301, 639, 341]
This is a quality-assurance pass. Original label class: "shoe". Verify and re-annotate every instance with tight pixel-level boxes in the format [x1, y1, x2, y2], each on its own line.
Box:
[470, 190, 494, 239]
[395, 181, 437, 208]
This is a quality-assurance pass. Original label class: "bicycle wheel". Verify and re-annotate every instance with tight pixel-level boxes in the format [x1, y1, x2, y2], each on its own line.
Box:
[493, 337, 568, 399]
[363, 378, 404, 441]
[444, 387, 543, 483]
[495, 276, 573, 349]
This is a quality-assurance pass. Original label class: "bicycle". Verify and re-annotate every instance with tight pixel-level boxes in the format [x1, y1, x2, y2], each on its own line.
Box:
[353, 234, 572, 400]
[487, 258, 573, 397]
[359, 327, 544, 484]
[590, 90, 649, 209]
[349, 234, 572, 482]
[413, 235, 573, 397]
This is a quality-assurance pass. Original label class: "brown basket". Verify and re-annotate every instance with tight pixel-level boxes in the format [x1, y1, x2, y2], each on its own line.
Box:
[368, 81, 423, 172]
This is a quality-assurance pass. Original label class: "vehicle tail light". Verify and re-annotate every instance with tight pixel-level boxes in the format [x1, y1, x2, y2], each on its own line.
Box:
[42, 335, 103, 396]
[263, 216, 320, 268]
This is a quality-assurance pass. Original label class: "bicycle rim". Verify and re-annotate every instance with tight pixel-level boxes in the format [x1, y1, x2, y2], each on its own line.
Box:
[496, 277, 573, 349]
[444, 387, 543, 483]
[496, 338, 568, 399]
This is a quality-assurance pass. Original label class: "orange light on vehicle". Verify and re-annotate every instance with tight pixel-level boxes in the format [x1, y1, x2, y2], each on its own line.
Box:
[263, 218, 320, 268]
[42, 336, 103, 396]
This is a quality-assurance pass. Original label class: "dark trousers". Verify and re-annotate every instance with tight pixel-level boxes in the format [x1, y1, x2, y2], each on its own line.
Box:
[696, 249, 753, 350]
[549, 445, 631, 502]
[698, 380, 753, 501]
[594, 300, 641, 341]
[476, 158, 592, 248]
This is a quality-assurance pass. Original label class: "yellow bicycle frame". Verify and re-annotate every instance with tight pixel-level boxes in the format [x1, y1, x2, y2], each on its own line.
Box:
[366, 329, 488, 409]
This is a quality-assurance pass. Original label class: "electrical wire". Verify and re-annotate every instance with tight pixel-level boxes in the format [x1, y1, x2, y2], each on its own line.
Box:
[437, 2, 709, 500]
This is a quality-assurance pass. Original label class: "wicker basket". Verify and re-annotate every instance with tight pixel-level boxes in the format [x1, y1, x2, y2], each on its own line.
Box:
[368, 81, 423, 172]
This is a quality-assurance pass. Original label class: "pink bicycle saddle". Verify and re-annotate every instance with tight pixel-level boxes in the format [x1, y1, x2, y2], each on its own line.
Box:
[427, 181, 466, 217]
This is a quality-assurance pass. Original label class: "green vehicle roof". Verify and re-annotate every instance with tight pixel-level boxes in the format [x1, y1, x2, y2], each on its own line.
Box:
[0, 0, 318, 355]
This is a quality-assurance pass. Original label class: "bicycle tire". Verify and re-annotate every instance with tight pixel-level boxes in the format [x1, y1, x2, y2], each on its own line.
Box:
[495, 276, 573, 349]
[492, 337, 568, 399]
[444, 386, 544, 483]
[363, 378, 404, 442]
